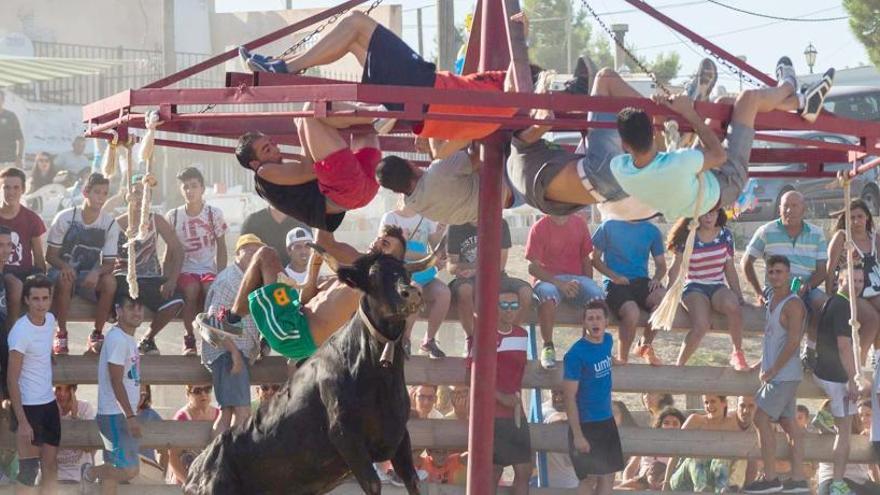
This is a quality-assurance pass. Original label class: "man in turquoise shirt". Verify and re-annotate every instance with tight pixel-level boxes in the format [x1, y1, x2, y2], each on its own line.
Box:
[611, 56, 834, 221]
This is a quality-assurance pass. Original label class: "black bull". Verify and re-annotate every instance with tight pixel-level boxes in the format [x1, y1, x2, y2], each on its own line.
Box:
[186, 253, 424, 495]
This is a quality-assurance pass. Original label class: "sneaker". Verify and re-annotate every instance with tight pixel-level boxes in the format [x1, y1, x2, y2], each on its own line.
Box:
[800, 67, 835, 123]
[419, 339, 446, 359]
[775, 56, 798, 89]
[830, 480, 854, 495]
[812, 408, 837, 434]
[198, 322, 224, 349]
[637, 344, 663, 366]
[685, 58, 718, 102]
[729, 350, 748, 371]
[561, 57, 592, 96]
[743, 476, 783, 494]
[540, 344, 557, 369]
[782, 479, 810, 494]
[802, 346, 818, 372]
[86, 330, 104, 355]
[388, 470, 405, 487]
[663, 119, 681, 151]
[238, 46, 289, 74]
[138, 337, 160, 356]
[373, 117, 398, 135]
[80, 462, 97, 492]
[183, 334, 198, 357]
[53, 329, 69, 355]
[195, 310, 244, 338]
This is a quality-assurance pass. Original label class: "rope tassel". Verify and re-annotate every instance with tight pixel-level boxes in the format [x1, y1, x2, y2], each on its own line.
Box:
[100, 131, 119, 178]
[650, 174, 706, 331]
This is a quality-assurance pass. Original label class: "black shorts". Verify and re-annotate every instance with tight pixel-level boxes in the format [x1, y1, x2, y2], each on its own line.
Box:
[605, 278, 652, 315]
[494, 417, 531, 467]
[4, 268, 43, 284]
[362, 24, 437, 111]
[569, 418, 624, 478]
[449, 274, 531, 297]
[10, 400, 61, 447]
[115, 276, 184, 313]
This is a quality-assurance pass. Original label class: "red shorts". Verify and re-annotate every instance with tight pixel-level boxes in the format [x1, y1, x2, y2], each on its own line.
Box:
[177, 272, 216, 292]
[314, 147, 381, 210]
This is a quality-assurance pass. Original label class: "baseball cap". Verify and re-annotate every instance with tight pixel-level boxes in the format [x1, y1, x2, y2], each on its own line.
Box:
[235, 233, 264, 251]
[286, 227, 314, 247]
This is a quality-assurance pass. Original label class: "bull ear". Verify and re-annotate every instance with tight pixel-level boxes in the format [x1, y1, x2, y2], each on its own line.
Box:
[337, 265, 369, 291]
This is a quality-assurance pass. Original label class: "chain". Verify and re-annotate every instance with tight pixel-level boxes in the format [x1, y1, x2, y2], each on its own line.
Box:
[704, 45, 764, 88]
[197, 0, 385, 115]
[581, 0, 672, 97]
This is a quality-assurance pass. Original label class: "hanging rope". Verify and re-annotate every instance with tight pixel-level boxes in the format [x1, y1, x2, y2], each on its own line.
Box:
[649, 174, 706, 331]
[122, 139, 139, 299]
[838, 169, 865, 384]
[136, 111, 161, 242]
[100, 130, 119, 178]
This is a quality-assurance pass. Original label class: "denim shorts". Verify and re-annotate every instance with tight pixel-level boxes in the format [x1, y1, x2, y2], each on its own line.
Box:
[208, 349, 252, 408]
[577, 112, 628, 202]
[47, 268, 99, 302]
[534, 275, 604, 306]
[97, 413, 140, 469]
[683, 282, 726, 300]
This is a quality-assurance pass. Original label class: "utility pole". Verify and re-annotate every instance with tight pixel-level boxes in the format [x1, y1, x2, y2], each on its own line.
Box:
[437, 0, 455, 70]
[565, 0, 573, 73]
[162, 0, 176, 76]
[417, 8, 424, 57]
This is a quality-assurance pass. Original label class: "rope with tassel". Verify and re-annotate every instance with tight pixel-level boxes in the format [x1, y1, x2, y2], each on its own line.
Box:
[100, 130, 119, 178]
[649, 174, 707, 331]
[838, 169, 867, 390]
[136, 111, 161, 242]
[120, 138, 140, 299]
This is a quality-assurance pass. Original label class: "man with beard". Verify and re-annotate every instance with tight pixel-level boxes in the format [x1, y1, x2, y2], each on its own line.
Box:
[197, 226, 408, 362]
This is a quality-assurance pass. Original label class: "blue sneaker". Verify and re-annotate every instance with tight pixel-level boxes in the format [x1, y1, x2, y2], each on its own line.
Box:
[238, 46, 289, 74]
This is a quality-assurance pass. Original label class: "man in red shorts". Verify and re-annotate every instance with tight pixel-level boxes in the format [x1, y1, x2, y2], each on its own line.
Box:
[239, 12, 549, 146]
[234, 114, 380, 232]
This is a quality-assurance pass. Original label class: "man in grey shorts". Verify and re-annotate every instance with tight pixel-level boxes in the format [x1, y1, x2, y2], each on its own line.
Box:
[507, 63, 659, 222]
[744, 255, 810, 494]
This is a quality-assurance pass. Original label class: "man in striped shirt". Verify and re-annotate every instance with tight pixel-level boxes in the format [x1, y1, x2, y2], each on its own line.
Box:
[742, 191, 827, 368]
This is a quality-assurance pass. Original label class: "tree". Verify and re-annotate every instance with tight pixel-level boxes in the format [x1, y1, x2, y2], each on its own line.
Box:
[843, 0, 880, 67]
[645, 52, 681, 86]
[522, 0, 614, 73]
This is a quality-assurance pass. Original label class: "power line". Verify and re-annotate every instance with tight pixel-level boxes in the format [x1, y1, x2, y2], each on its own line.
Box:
[594, 0, 707, 17]
[704, 0, 848, 22]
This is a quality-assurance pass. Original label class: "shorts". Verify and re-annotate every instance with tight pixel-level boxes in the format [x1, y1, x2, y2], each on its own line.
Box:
[47, 268, 100, 302]
[96, 414, 140, 469]
[10, 400, 61, 447]
[507, 135, 584, 217]
[683, 282, 726, 300]
[764, 286, 826, 314]
[568, 418, 625, 478]
[493, 417, 532, 467]
[534, 275, 604, 306]
[449, 274, 530, 297]
[577, 112, 628, 203]
[208, 349, 252, 407]
[362, 24, 437, 111]
[115, 276, 184, 314]
[4, 267, 43, 284]
[314, 147, 382, 210]
[605, 278, 653, 315]
[755, 380, 799, 421]
[249, 282, 318, 361]
[813, 375, 857, 418]
[711, 123, 754, 208]
[177, 272, 216, 292]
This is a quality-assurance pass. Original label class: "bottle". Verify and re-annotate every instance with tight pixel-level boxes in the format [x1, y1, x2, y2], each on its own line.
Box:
[790, 276, 803, 294]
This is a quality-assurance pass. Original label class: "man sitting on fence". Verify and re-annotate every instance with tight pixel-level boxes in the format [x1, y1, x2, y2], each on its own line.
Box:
[196, 226, 408, 363]
[234, 110, 381, 232]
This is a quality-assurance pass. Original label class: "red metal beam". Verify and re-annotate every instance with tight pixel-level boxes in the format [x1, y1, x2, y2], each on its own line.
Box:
[620, 0, 775, 87]
[143, 0, 371, 89]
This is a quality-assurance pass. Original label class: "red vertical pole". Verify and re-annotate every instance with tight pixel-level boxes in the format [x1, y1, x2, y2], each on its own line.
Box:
[466, 0, 510, 493]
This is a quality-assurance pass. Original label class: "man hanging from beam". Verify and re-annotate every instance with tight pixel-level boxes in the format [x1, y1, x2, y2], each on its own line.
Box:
[506, 56, 835, 222]
[239, 11, 576, 154]
[234, 107, 381, 232]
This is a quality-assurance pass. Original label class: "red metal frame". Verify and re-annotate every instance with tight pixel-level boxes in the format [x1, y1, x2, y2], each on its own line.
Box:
[79, 2, 880, 492]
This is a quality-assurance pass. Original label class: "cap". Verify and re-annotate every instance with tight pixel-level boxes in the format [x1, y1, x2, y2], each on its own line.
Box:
[286, 227, 314, 247]
[235, 233, 264, 252]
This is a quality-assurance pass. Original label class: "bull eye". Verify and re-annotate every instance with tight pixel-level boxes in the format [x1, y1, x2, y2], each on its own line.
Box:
[401, 289, 409, 298]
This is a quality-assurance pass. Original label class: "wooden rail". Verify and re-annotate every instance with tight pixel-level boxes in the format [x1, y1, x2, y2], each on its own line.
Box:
[51, 355, 826, 398]
[4, 419, 870, 463]
[65, 297, 768, 334]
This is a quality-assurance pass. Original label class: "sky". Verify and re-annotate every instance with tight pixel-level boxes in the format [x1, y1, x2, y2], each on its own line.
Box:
[217, 0, 870, 88]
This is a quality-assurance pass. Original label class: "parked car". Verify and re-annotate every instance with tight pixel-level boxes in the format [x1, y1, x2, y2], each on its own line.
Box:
[822, 85, 880, 122]
[737, 130, 880, 221]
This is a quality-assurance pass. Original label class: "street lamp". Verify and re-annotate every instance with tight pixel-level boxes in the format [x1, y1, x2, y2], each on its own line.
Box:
[804, 43, 818, 74]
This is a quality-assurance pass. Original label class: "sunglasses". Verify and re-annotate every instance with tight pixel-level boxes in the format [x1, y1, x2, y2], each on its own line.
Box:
[189, 386, 212, 395]
[260, 384, 281, 392]
[498, 301, 520, 311]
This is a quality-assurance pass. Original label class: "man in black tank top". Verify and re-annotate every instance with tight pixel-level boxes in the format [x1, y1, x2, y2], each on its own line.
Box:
[234, 121, 381, 232]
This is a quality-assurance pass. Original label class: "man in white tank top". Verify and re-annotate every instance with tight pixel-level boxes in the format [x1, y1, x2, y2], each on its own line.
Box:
[744, 255, 809, 494]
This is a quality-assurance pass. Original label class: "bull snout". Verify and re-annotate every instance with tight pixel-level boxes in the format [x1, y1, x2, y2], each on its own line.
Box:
[398, 283, 424, 315]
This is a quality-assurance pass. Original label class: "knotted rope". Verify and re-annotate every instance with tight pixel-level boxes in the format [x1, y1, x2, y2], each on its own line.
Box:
[649, 174, 707, 331]
[122, 138, 139, 299]
[838, 170, 865, 383]
[136, 111, 161, 242]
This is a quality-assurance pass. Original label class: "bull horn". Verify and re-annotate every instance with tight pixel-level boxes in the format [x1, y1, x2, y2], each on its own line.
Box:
[307, 242, 340, 273]
[405, 234, 446, 273]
